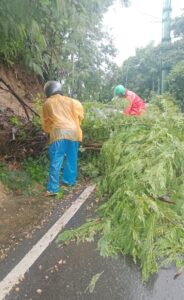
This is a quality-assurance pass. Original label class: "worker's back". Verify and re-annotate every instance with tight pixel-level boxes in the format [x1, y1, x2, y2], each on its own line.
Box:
[41, 94, 84, 142]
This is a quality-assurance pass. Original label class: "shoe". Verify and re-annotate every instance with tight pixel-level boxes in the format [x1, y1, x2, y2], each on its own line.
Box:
[44, 191, 58, 197]
[61, 181, 75, 187]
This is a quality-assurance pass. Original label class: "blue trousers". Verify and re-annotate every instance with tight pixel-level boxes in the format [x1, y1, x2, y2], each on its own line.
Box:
[47, 139, 79, 193]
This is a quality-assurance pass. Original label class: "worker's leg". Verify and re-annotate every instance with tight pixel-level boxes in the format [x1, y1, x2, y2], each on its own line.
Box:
[47, 140, 67, 193]
[61, 141, 79, 186]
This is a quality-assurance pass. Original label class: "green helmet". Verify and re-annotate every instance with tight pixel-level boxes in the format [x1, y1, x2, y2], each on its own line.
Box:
[114, 85, 126, 97]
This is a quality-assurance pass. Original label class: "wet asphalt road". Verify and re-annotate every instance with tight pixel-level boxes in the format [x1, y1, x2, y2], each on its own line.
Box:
[1, 190, 184, 300]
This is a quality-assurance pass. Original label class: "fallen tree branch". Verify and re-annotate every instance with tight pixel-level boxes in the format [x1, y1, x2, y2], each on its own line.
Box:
[82, 142, 102, 151]
[83, 147, 101, 151]
[173, 268, 184, 280]
[152, 194, 176, 205]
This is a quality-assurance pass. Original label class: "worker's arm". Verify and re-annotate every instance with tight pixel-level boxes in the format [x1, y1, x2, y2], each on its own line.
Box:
[41, 102, 53, 133]
[73, 100, 84, 124]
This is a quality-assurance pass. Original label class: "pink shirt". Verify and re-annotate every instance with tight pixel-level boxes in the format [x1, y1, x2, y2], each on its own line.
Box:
[123, 90, 146, 116]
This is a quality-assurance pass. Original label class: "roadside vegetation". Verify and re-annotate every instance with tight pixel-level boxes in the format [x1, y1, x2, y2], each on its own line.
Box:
[58, 96, 184, 282]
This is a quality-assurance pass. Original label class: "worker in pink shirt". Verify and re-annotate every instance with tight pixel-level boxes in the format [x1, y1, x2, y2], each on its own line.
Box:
[114, 85, 146, 116]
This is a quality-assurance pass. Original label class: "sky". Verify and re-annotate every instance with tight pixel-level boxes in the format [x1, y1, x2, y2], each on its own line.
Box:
[103, 0, 183, 65]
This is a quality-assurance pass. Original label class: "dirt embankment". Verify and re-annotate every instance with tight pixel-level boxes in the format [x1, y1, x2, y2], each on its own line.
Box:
[0, 64, 43, 116]
[0, 64, 46, 158]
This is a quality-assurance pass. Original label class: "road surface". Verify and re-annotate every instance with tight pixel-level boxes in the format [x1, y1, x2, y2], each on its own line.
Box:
[0, 185, 184, 300]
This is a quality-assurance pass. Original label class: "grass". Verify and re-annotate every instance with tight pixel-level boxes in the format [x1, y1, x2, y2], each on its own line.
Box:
[56, 188, 65, 200]
[0, 154, 49, 196]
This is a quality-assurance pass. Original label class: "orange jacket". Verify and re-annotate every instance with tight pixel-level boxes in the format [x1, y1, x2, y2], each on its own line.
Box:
[41, 94, 84, 143]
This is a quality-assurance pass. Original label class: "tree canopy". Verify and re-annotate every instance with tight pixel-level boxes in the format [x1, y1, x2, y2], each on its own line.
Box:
[116, 14, 184, 108]
[1, 2, 184, 104]
[0, 0, 117, 100]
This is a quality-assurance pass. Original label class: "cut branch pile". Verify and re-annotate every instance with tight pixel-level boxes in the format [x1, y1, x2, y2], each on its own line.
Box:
[8, 122, 47, 160]
[58, 98, 184, 282]
[0, 108, 47, 160]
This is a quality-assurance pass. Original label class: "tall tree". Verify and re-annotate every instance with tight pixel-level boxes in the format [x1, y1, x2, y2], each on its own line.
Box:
[117, 43, 161, 100]
[115, 13, 184, 102]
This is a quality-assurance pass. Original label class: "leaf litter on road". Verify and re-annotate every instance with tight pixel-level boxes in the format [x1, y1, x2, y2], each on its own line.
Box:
[85, 271, 104, 294]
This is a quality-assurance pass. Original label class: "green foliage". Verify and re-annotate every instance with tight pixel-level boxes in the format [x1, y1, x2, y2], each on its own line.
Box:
[79, 154, 100, 179]
[0, 0, 116, 101]
[9, 116, 21, 127]
[171, 14, 184, 38]
[56, 189, 64, 200]
[82, 101, 123, 144]
[32, 94, 43, 128]
[0, 162, 35, 195]
[117, 43, 161, 99]
[58, 96, 184, 281]
[33, 94, 43, 114]
[0, 154, 49, 195]
[80, 100, 128, 179]
[85, 271, 104, 294]
[0, 0, 31, 64]
[23, 155, 49, 185]
[116, 14, 184, 103]
[167, 61, 184, 110]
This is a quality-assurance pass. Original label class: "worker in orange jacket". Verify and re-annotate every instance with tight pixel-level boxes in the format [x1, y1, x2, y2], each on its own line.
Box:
[114, 85, 146, 116]
[41, 81, 84, 196]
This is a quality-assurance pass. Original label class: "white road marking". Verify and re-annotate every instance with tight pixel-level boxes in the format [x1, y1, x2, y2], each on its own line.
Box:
[0, 184, 96, 300]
